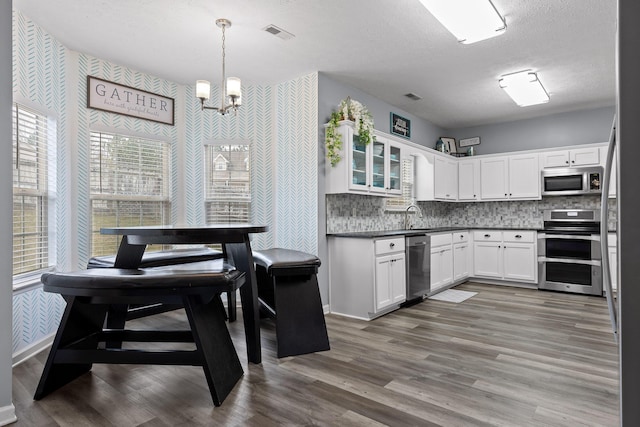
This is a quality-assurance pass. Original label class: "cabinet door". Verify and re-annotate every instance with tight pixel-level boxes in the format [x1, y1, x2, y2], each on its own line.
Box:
[370, 139, 387, 193]
[458, 159, 480, 201]
[386, 143, 402, 194]
[431, 246, 453, 290]
[435, 156, 457, 200]
[349, 132, 370, 192]
[391, 253, 407, 303]
[480, 157, 508, 200]
[374, 254, 393, 310]
[502, 243, 536, 282]
[473, 242, 502, 278]
[508, 154, 540, 199]
[541, 151, 570, 168]
[570, 147, 600, 166]
[453, 243, 469, 281]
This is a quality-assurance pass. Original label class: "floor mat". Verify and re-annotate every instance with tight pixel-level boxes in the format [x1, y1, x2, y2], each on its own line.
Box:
[428, 289, 478, 303]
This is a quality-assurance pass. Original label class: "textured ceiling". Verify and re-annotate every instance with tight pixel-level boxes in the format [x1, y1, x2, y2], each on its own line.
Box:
[13, 0, 617, 128]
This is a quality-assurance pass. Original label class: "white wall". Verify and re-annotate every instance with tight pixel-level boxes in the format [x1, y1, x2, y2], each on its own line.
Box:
[0, 0, 17, 424]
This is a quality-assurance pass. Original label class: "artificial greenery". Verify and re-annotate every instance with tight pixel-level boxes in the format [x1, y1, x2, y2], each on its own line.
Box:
[325, 97, 375, 167]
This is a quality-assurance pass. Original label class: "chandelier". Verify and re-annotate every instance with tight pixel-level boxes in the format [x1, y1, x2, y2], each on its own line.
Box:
[196, 19, 241, 115]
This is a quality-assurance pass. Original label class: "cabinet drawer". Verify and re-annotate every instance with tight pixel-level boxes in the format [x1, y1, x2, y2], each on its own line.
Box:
[430, 233, 453, 247]
[452, 231, 469, 244]
[503, 231, 535, 243]
[473, 231, 502, 242]
[375, 237, 405, 255]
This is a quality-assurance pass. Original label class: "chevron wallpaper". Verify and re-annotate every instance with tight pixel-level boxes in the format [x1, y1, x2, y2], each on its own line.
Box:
[11, 11, 322, 357]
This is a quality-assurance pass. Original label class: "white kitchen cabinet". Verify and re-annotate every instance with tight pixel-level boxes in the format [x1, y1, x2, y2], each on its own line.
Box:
[430, 233, 453, 291]
[481, 155, 540, 200]
[329, 236, 406, 320]
[473, 230, 537, 283]
[541, 147, 600, 168]
[458, 158, 481, 201]
[453, 231, 471, 281]
[326, 121, 402, 196]
[508, 153, 540, 199]
[434, 155, 458, 200]
[480, 157, 509, 200]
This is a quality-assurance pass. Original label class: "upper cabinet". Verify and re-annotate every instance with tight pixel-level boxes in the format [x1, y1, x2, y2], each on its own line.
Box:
[541, 147, 600, 168]
[458, 158, 481, 201]
[326, 121, 402, 196]
[600, 145, 617, 198]
[434, 155, 458, 201]
[480, 154, 540, 200]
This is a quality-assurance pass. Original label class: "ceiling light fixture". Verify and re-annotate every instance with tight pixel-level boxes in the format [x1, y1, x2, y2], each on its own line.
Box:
[499, 70, 550, 107]
[196, 19, 241, 116]
[418, 0, 506, 44]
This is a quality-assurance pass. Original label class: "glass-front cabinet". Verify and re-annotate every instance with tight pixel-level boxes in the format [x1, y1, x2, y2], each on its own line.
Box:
[326, 121, 403, 196]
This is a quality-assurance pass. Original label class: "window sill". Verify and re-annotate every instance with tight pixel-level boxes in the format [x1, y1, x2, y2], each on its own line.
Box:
[13, 268, 53, 294]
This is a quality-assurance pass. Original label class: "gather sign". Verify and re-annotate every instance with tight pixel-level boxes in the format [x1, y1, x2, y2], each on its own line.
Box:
[87, 76, 175, 125]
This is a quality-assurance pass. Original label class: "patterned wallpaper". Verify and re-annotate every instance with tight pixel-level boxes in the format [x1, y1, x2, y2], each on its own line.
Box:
[326, 194, 617, 233]
[11, 11, 321, 357]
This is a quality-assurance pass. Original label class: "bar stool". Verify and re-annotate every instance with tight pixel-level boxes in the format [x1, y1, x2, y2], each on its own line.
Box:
[252, 248, 330, 358]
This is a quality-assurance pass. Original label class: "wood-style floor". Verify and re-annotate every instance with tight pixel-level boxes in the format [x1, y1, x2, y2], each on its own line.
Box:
[12, 282, 619, 426]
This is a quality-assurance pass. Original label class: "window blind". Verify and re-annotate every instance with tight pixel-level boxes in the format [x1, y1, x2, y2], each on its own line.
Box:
[13, 104, 54, 277]
[90, 131, 171, 256]
[385, 157, 415, 211]
[204, 143, 251, 223]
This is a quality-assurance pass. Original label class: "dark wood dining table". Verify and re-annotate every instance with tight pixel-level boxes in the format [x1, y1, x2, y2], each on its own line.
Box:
[100, 224, 268, 364]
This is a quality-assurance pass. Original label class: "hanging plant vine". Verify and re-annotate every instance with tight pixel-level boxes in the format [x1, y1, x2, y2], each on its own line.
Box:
[325, 97, 375, 167]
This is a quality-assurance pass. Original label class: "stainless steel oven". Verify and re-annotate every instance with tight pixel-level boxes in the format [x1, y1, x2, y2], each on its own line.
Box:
[538, 209, 603, 296]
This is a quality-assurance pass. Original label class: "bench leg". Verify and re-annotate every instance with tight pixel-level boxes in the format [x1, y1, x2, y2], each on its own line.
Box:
[34, 296, 108, 400]
[182, 294, 243, 406]
[226, 290, 237, 322]
[273, 275, 330, 358]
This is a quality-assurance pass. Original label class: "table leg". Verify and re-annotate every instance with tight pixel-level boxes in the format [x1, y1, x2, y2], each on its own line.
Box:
[225, 239, 262, 364]
[113, 236, 146, 269]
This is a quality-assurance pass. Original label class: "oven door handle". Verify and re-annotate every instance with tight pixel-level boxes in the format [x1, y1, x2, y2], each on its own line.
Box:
[537, 257, 602, 267]
[538, 233, 601, 242]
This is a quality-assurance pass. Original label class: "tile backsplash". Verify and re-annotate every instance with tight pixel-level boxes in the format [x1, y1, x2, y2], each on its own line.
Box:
[326, 194, 617, 233]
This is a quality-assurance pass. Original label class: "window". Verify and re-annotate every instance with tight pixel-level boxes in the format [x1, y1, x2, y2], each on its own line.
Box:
[90, 131, 171, 256]
[205, 143, 251, 223]
[385, 157, 415, 211]
[13, 104, 55, 281]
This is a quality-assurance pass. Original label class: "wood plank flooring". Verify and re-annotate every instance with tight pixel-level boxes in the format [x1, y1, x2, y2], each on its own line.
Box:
[12, 283, 619, 426]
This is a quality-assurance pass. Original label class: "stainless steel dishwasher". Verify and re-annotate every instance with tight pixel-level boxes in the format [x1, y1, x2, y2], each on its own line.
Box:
[404, 234, 431, 306]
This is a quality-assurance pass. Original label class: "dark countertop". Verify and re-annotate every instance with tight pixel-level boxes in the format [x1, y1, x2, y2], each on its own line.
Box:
[328, 227, 541, 238]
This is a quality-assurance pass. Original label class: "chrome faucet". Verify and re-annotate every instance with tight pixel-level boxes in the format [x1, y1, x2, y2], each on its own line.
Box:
[404, 203, 423, 230]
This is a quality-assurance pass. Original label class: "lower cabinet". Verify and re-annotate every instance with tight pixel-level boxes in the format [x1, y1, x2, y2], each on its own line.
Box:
[430, 231, 470, 293]
[329, 236, 406, 320]
[473, 230, 537, 283]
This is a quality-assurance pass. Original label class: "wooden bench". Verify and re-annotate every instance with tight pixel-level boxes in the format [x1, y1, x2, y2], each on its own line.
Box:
[253, 248, 330, 358]
[88, 247, 238, 322]
[35, 260, 245, 406]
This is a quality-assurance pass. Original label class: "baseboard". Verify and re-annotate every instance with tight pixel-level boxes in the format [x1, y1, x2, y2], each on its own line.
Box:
[12, 333, 54, 367]
[323, 304, 330, 314]
[0, 404, 17, 426]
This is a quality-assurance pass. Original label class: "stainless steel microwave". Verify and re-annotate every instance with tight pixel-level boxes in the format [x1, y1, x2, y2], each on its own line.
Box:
[541, 166, 603, 196]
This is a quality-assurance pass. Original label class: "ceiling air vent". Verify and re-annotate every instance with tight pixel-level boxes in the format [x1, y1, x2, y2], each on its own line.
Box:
[263, 25, 295, 41]
[404, 93, 422, 101]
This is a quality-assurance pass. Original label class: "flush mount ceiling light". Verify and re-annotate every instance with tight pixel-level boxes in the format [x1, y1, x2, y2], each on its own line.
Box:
[418, 0, 506, 44]
[196, 19, 241, 116]
[499, 70, 550, 107]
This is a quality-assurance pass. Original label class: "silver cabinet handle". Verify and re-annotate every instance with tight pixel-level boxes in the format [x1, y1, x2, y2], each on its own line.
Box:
[515, 234, 522, 238]
[390, 242, 395, 247]
[484, 234, 490, 238]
